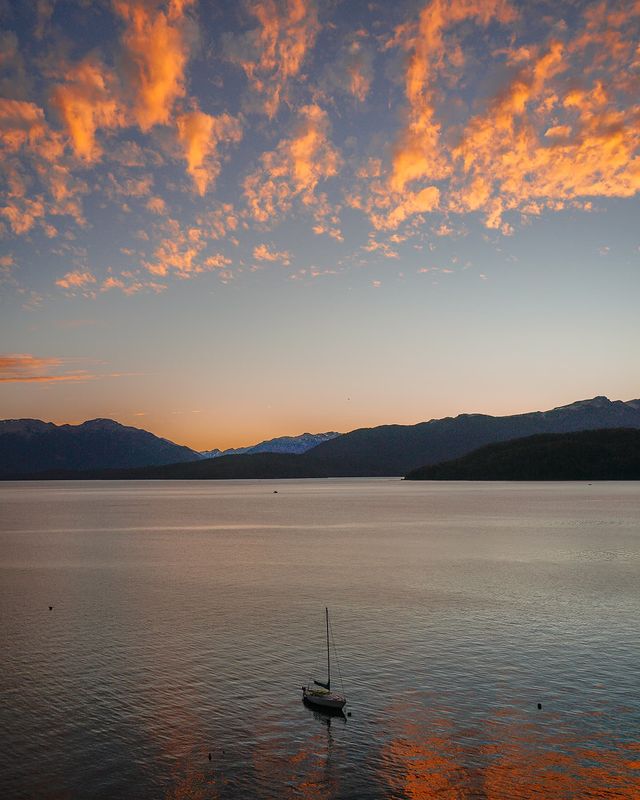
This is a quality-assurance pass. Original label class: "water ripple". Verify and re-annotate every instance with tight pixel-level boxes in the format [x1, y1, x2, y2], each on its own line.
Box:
[1, 480, 639, 799]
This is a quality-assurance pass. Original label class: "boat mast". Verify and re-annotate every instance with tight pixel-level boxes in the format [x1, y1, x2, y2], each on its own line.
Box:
[326, 607, 331, 691]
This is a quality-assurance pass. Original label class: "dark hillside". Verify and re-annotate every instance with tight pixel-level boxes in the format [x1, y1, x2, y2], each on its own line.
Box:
[405, 428, 640, 480]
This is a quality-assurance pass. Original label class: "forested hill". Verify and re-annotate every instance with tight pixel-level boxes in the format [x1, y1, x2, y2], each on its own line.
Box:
[404, 428, 640, 481]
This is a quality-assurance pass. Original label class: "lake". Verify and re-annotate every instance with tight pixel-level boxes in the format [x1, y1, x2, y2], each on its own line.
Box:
[1, 479, 639, 798]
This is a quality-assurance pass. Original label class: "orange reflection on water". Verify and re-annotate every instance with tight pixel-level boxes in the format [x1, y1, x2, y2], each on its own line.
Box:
[382, 719, 472, 799]
[165, 765, 219, 800]
[380, 702, 640, 799]
[483, 738, 640, 799]
[251, 713, 341, 799]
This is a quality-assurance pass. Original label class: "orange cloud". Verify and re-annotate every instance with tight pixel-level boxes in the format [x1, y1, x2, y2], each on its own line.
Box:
[196, 203, 239, 240]
[0, 353, 62, 372]
[51, 57, 122, 161]
[253, 243, 291, 264]
[244, 103, 340, 223]
[203, 253, 232, 269]
[55, 270, 97, 289]
[176, 108, 242, 194]
[389, 0, 517, 194]
[224, 0, 320, 117]
[1, 196, 46, 235]
[0, 98, 48, 151]
[450, 27, 640, 228]
[146, 196, 167, 214]
[145, 239, 200, 277]
[363, 238, 399, 259]
[346, 51, 372, 102]
[0, 353, 103, 383]
[114, 0, 195, 131]
[346, 0, 517, 231]
[142, 217, 230, 278]
[349, 0, 639, 234]
[101, 273, 167, 294]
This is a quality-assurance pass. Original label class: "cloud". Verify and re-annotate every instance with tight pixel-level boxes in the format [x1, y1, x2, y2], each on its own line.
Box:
[347, 0, 517, 232]
[0, 353, 62, 373]
[388, 0, 517, 194]
[0, 254, 15, 276]
[142, 217, 230, 278]
[253, 243, 291, 264]
[55, 270, 97, 289]
[1, 196, 46, 235]
[223, 0, 320, 117]
[113, 0, 196, 131]
[449, 26, 640, 228]
[203, 254, 232, 269]
[0, 98, 48, 151]
[100, 273, 167, 294]
[244, 103, 341, 223]
[51, 57, 123, 161]
[176, 108, 242, 195]
[196, 203, 239, 240]
[145, 238, 202, 277]
[347, 0, 639, 233]
[1, 0, 639, 300]
[0, 353, 105, 383]
[146, 196, 167, 214]
[363, 239, 399, 259]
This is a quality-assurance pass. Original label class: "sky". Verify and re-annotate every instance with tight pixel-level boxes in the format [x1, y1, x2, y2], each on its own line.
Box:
[0, 0, 638, 450]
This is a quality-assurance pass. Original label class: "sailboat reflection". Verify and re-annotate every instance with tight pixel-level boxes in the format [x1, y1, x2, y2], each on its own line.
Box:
[302, 698, 348, 723]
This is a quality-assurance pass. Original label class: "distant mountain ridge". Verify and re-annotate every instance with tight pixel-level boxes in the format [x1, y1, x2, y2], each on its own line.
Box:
[0, 419, 341, 476]
[0, 418, 201, 475]
[3, 396, 639, 480]
[300, 395, 640, 476]
[199, 431, 340, 459]
[404, 428, 640, 480]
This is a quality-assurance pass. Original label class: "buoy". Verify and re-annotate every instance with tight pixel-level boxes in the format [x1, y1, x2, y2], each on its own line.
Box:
[49, 606, 53, 611]
[347, 712, 352, 717]
[537, 703, 542, 710]
[273, 490, 278, 493]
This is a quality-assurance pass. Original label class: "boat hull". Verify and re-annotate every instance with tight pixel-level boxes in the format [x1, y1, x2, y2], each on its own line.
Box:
[302, 688, 346, 710]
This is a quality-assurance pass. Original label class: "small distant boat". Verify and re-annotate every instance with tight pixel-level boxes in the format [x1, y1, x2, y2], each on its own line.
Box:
[302, 607, 347, 711]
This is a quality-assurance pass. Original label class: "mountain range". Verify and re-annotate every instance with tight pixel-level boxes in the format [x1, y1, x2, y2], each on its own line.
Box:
[0, 418, 199, 475]
[198, 431, 340, 459]
[0, 420, 338, 477]
[2, 395, 639, 479]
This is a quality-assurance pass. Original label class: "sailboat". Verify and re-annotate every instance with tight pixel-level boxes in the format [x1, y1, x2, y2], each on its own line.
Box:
[302, 608, 347, 711]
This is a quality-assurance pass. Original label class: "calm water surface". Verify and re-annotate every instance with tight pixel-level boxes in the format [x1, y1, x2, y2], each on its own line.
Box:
[1, 480, 639, 799]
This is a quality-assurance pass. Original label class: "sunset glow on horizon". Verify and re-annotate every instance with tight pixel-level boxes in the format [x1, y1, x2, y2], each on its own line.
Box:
[1, 0, 639, 449]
